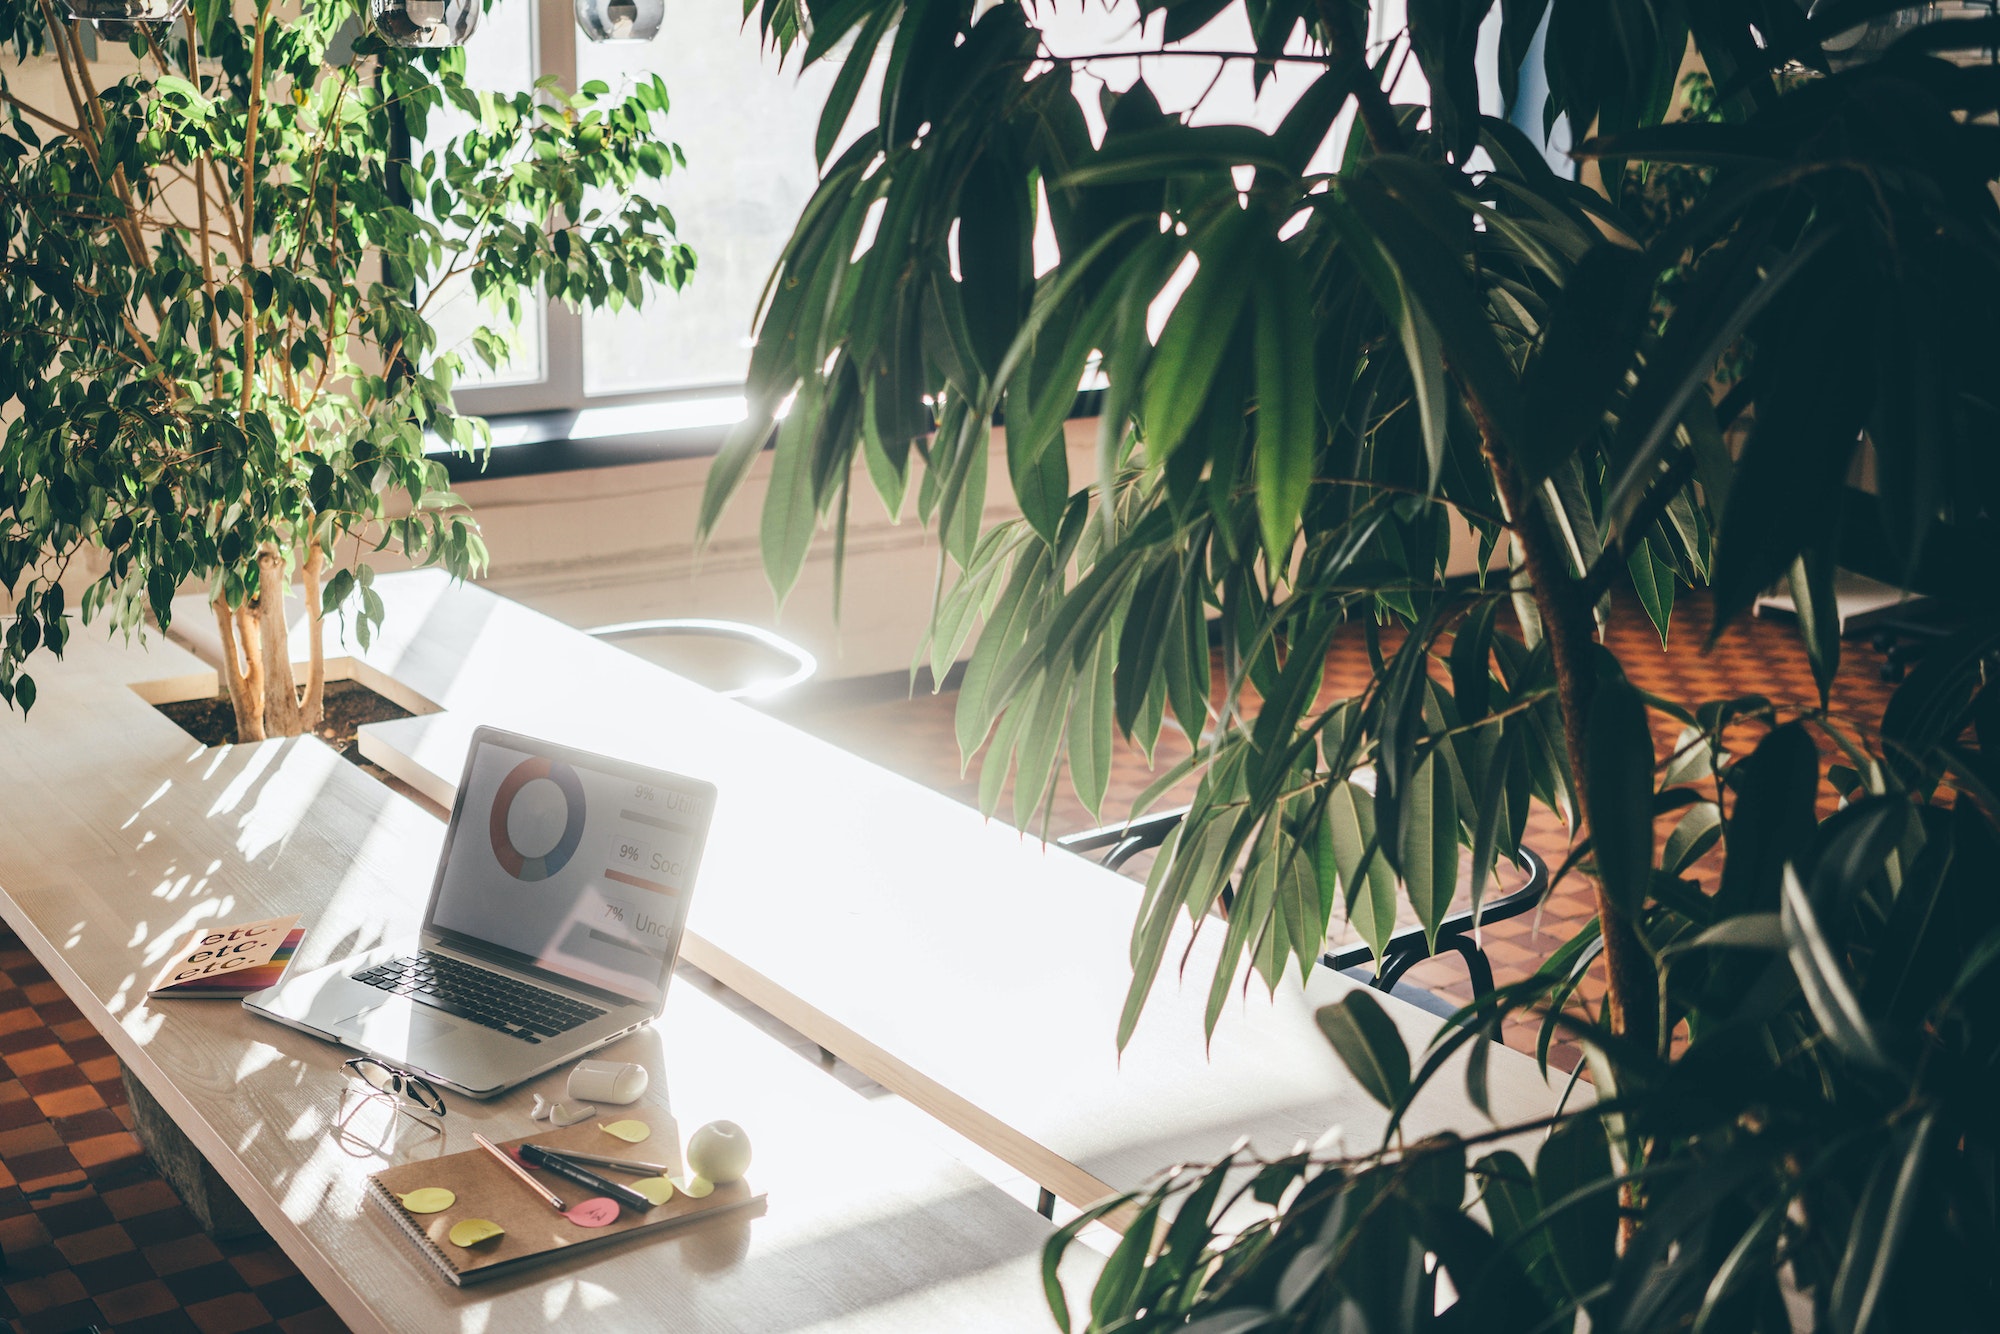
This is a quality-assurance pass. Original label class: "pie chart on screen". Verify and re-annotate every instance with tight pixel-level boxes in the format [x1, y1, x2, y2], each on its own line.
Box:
[489, 757, 586, 881]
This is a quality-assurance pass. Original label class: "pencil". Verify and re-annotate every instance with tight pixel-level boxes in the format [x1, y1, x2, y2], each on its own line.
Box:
[473, 1132, 568, 1213]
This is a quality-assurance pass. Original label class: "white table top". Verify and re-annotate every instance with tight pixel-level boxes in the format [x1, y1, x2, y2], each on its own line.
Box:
[0, 624, 1073, 1333]
[170, 573, 1561, 1214]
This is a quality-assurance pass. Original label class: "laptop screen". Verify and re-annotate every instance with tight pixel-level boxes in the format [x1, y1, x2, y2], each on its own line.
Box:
[426, 733, 715, 1007]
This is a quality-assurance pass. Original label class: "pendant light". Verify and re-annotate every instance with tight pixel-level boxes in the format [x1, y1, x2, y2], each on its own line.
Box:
[574, 0, 663, 43]
[63, 0, 187, 23]
[370, 0, 479, 47]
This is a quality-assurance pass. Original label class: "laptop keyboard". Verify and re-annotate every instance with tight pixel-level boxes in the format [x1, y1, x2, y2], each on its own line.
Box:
[353, 951, 606, 1044]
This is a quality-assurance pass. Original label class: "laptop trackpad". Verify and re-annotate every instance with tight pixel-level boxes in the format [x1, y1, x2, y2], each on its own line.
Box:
[338, 1000, 458, 1051]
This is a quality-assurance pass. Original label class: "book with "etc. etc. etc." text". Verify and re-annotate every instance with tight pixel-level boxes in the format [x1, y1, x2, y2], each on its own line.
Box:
[147, 914, 305, 999]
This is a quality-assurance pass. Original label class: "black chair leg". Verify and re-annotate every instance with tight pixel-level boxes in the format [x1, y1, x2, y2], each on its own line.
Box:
[1038, 1188, 1057, 1219]
[1373, 948, 1423, 992]
[1446, 935, 1496, 997]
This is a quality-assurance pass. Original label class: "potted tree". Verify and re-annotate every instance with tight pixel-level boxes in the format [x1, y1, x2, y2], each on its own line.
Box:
[707, 0, 2000, 1327]
[0, 0, 691, 738]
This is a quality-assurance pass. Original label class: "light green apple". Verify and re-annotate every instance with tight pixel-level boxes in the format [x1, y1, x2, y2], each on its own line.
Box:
[685, 1119, 752, 1185]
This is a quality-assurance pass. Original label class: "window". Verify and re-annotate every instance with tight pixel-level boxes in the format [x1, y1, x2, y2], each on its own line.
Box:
[426, 1, 1553, 459]
[428, 0, 858, 423]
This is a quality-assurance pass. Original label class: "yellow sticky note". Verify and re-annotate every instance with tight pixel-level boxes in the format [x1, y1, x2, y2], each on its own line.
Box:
[399, 1187, 455, 1214]
[632, 1176, 676, 1206]
[448, 1218, 505, 1247]
[676, 1175, 715, 1199]
[600, 1119, 651, 1144]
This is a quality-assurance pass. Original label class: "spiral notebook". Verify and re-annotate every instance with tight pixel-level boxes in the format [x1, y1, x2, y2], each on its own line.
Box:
[366, 1121, 764, 1286]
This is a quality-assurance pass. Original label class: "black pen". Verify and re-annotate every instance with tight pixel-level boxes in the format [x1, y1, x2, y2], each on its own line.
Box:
[519, 1142, 657, 1211]
[535, 1146, 676, 1177]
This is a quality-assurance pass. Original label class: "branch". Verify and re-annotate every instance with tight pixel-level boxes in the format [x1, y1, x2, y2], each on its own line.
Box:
[238, 4, 270, 419]
[1314, 0, 1405, 155]
[0, 86, 80, 139]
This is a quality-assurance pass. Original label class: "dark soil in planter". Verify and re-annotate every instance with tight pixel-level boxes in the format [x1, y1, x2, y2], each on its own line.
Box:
[154, 680, 446, 818]
[157, 678, 414, 756]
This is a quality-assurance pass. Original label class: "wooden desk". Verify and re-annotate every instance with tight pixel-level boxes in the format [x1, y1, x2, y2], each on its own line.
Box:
[170, 573, 1561, 1216]
[0, 627, 1074, 1332]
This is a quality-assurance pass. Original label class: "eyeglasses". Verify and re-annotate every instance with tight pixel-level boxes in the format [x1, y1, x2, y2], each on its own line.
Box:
[342, 1056, 447, 1122]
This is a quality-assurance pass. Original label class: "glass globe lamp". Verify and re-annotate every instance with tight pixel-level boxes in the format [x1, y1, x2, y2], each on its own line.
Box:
[574, 0, 663, 43]
[370, 0, 479, 47]
[63, 0, 186, 23]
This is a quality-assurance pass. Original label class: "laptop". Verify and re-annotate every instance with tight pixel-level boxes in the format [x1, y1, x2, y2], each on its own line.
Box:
[246, 725, 717, 1098]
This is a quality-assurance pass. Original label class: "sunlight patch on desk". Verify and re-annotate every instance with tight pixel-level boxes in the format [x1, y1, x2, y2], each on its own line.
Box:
[235, 1043, 282, 1085]
[233, 740, 344, 862]
[207, 740, 282, 819]
[140, 899, 246, 969]
[285, 1103, 328, 1144]
[542, 1277, 623, 1321]
[120, 1006, 165, 1046]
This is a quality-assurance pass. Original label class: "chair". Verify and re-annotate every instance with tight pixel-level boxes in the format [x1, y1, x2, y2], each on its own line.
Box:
[585, 619, 818, 700]
[1058, 806, 1551, 1012]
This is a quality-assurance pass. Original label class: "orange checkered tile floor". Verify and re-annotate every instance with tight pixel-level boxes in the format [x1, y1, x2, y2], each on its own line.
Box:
[0, 943, 340, 1334]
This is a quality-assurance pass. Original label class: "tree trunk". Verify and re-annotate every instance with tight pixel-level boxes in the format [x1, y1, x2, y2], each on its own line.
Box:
[213, 598, 266, 743]
[235, 604, 266, 737]
[1312, 0, 1655, 1048]
[299, 537, 326, 732]
[255, 546, 303, 737]
[1480, 437, 1656, 1052]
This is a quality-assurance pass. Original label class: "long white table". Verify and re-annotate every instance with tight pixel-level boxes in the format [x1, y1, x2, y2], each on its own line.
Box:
[169, 573, 1561, 1216]
[0, 624, 1074, 1332]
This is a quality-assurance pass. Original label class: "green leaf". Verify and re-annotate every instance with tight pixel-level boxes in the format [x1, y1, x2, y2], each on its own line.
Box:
[1535, 1116, 1617, 1305]
[814, 2, 895, 167]
[1005, 372, 1069, 545]
[1781, 864, 1894, 1072]
[1401, 747, 1461, 950]
[1346, 164, 1526, 471]
[1316, 188, 1450, 487]
[1041, 1191, 1133, 1333]
[1315, 990, 1411, 1111]
[1069, 639, 1115, 818]
[1627, 229, 1841, 586]
[758, 381, 822, 609]
[1585, 671, 1656, 917]
[1328, 780, 1398, 964]
[1090, 1195, 1162, 1329]
[1662, 800, 1721, 876]
[1144, 219, 1252, 464]
[1518, 244, 1652, 486]
[1628, 539, 1675, 647]
[1449, 599, 1498, 722]
[1830, 1112, 1938, 1334]
[1786, 546, 1840, 712]
[1252, 251, 1317, 567]
[1466, 726, 1519, 927]
[1683, 913, 1785, 952]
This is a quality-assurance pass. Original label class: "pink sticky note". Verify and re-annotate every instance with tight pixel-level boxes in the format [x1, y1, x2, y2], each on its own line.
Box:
[564, 1197, 620, 1228]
